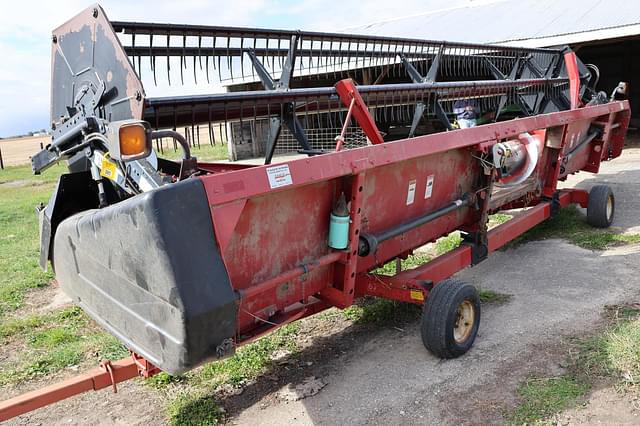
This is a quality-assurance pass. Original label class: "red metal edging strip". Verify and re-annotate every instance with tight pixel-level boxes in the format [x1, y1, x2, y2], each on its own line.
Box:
[0, 356, 149, 422]
[563, 51, 581, 110]
[201, 100, 629, 207]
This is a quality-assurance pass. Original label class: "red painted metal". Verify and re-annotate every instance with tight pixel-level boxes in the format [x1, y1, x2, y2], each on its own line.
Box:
[201, 101, 629, 206]
[239, 251, 343, 300]
[0, 354, 157, 422]
[332, 79, 385, 145]
[0, 80, 630, 420]
[564, 51, 581, 109]
[195, 83, 629, 339]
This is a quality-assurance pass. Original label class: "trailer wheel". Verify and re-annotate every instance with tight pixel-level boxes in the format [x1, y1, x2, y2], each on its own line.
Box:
[587, 185, 615, 228]
[421, 279, 480, 358]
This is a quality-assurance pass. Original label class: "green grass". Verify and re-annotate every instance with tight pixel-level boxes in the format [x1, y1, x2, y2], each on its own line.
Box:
[0, 328, 128, 386]
[489, 213, 513, 227]
[435, 231, 463, 255]
[342, 298, 421, 324]
[478, 289, 512, 305]
[516, 205, 640, 250]
[0, 306, 128, 386]
[572, 306, 640, 387]
[29, 326, 80, 348]
[510, 305, 640, 424]
[0, 164, 63, 185]
[0, 164, 65, 317]
[152, 323, 302, 424]
[167, 392, 224, 426]
[0, 149, 227, 319]
[158, 143, 229, 162]
[1, 306, 84, 342]
[0, 164, 129, 387]
[0, 314, 45, 339]
[374, 253, 431, 275]
[511, 376, 589, 425]
[198, 322, 300, 386]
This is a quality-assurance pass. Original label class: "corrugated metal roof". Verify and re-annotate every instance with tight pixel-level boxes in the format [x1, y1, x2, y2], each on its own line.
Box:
[348, 0, 640, 47]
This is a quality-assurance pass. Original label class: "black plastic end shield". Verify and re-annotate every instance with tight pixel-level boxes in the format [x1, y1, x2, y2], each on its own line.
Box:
[53, 179, 237, 374]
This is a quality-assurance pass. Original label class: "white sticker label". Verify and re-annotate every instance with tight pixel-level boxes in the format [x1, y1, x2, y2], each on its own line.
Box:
[425, 175, 434, 199]
[266, 164, 293, 189]
[406, 179, 417, 205]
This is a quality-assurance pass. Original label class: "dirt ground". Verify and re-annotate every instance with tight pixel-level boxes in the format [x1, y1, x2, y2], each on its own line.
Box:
[556, 386, 640, 425]
[0, 135, 50, 167]
[5, 146, 640, 425]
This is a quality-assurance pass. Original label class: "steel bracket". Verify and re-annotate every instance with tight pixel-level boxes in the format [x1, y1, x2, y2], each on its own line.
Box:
[462, 231, 489, 265]
[246, 35, 312, 164]
[400, 51, 452, 135]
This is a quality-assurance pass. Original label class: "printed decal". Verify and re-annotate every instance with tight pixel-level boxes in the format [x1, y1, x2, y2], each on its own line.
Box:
[406, 179, 417, 205]
[425, 175, 435, 199]
[266, 164, 293, 189]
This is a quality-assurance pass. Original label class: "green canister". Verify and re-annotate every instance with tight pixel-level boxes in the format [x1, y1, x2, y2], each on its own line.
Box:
[328, 193, 350, 249]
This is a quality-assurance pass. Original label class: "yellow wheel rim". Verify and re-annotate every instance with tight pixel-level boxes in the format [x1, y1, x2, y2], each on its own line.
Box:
[453, 300, 475, 344]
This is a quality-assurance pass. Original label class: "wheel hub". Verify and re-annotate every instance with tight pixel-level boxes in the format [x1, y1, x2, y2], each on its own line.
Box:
[606, 196, 614, 221]
[453, 300, 475, 344]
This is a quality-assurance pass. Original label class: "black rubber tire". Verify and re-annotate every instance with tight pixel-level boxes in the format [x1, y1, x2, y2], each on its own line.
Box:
[587, 185, 615, 228]
[421, 279, 481, 359]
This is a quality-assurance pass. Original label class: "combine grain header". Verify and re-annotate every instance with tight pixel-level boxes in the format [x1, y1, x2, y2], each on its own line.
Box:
[0, 4, 631, 420]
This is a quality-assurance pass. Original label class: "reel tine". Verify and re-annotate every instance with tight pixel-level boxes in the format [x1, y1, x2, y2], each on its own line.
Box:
[252, 37, 257, 80]
[308, 38, 314, 74]
[181, 33, 186, 85]
[131, 31, 137, 75]
[224, 102, 229, 144]
[166, 32, 171, 86]
[205, 47, 210, 84]
[298, 34, 304, 75]
[239, 99, 244, 139]
[212, 36, 217, 70]
[150, 32, 157, 86]
[227, 36, 233, 80]
[331, 40, 336, 80]
[208, 103, 214, 146]
[198, 34, 203, 71]
[191, 107, 196, 147]
[217, 44, 223, 82]
[193, 55, 197, 84]
[278, 38, 283, 72]
[319, 37, 325, 76]
[240, 34, 246, 80]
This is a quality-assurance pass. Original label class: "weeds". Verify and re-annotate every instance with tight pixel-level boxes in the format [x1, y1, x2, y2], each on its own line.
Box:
[158, 322, 301, 424]
[511, 376, 588, 425]
[167, 392, 224, 425]
[515, 205, 640, 250]
[342, 298, 421, 324]
[511, 304, 640, 423]
[478, 289, 512, 305]
[0, 306, 127, 385]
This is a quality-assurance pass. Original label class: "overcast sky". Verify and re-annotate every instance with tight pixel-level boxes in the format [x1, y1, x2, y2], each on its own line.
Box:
[0, 0, 475, 137]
